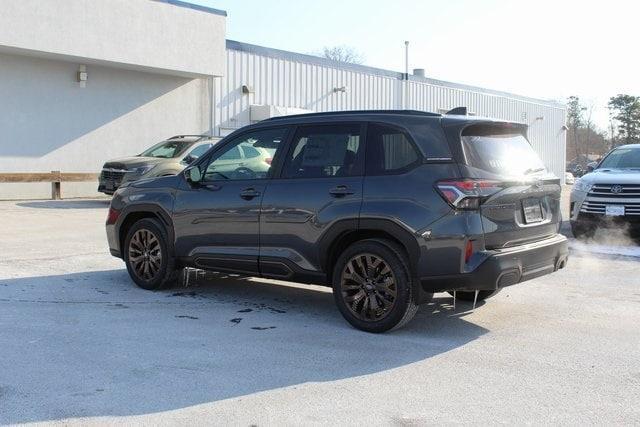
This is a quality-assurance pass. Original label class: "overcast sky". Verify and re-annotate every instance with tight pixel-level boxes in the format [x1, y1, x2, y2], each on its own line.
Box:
[194, 0, 639, 130]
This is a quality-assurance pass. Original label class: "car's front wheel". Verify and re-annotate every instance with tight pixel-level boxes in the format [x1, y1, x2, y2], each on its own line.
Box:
[332, 239, 419, 333]
[124, 218, 178, 290]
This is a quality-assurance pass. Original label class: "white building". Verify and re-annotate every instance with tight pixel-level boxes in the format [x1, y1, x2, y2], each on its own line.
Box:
[0, 0, 566, 199]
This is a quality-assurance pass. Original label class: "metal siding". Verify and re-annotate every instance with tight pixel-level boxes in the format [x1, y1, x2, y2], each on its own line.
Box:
[216, 48, 567, 180]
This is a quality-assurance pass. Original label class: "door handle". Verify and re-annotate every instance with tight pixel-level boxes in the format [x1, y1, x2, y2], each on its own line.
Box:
[329, 185, 354, 197]
[240, 187, 261, 200]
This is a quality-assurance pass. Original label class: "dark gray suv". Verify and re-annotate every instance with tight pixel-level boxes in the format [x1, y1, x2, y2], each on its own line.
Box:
[106, 110, 568, 332]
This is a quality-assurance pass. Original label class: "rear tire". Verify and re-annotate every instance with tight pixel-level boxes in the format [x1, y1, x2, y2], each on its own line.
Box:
[448, 289, 501, 302]
[124, 218, 178, 290]
[332, 239, 418, 333]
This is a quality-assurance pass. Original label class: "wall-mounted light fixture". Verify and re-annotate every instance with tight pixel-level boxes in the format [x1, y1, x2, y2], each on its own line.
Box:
[242, 84, 254, 94]
[333, 86, 348, 93]
[77, 65, 87, 88]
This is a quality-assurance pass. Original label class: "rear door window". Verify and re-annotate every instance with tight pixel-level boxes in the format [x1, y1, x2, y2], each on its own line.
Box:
[282, 124, 363, 178]
[461, 125, 546, 177]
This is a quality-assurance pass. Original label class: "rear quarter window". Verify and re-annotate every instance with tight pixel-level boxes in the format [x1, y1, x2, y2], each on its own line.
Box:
[366, 123, 421, 175]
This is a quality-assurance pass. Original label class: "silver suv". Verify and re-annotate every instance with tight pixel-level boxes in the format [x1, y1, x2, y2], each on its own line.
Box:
[570, 144, 640, 238]
[98, 135, 220, 195]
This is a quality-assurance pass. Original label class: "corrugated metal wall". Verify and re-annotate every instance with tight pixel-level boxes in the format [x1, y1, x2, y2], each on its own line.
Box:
[214, 42, 567, 179]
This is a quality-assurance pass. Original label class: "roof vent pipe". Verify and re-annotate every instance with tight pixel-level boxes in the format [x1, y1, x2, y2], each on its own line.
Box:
[413, 68, 425, 78]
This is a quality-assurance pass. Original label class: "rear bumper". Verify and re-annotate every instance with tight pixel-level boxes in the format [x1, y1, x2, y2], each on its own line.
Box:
[420, 234, 568, 292]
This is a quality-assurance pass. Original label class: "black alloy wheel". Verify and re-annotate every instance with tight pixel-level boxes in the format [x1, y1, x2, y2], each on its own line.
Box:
[340, 253, 397, 322]
[124, 218, 178, 290]
[332, 239, 419, 333]
[128, 228, 163, 282]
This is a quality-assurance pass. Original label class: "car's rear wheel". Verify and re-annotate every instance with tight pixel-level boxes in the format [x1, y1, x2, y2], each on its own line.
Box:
[447, 289, 501, 302]
[332, 239, 418, 333]
[124, 218, 178, 290]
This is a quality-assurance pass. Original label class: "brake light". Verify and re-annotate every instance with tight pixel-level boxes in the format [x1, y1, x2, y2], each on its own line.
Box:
[436, 179, 503, 210]
[106, 207, 120, 225]
[264, 157, 273, 165]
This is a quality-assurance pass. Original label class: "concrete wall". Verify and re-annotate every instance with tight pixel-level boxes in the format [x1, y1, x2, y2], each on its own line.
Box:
[0, 52, 211, 200]
[0, 0, 226, 77]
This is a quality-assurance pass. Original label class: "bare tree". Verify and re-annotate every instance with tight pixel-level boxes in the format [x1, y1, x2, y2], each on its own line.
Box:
[321, 46, 364, 64]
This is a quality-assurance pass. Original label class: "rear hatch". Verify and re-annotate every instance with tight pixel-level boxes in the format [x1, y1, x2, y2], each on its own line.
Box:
[446, 121, 561, 249]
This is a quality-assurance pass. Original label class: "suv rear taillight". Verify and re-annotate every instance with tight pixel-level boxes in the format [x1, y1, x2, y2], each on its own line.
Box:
[106, 207, 120, 225]
[436, 179, 503, 210]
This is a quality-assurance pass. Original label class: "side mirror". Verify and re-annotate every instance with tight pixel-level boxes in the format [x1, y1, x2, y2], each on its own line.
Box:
[184, 166, 202, 184]
[586, 165, 594, 173]
[183, 154, 197, 165]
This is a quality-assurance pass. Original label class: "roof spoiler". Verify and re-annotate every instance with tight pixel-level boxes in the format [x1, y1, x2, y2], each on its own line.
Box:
[445, 107, 468, 116]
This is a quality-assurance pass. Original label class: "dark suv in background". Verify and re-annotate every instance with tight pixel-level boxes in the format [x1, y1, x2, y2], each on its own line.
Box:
[106, 110, 568, 332]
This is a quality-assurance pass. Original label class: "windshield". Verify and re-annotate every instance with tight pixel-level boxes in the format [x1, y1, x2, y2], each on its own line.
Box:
[139, 140, 191, 158]
[598, 147, 640, 169]
[461, 127, 546, 177]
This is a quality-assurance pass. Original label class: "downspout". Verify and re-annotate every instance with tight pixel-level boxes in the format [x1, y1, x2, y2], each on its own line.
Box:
[404, 41, 409, 109]
[209, 75, 215, 136]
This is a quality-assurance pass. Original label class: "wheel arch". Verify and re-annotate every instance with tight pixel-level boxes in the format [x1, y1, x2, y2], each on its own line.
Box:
[322, 218, 420, 281]
[117, 204, 175, 256]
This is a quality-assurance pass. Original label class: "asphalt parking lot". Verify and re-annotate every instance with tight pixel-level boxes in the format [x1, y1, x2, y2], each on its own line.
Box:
[1, 196, 639, 425]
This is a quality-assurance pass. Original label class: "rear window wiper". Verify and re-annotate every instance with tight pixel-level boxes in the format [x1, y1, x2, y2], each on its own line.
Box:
[524, 167, 545, 175]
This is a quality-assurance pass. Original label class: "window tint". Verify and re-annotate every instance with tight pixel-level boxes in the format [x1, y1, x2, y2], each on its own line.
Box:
[204, 128, 287, 181]
[188, 143, 212, 159]
[366, 124, 420, 174]
[283, 124, 363, 178]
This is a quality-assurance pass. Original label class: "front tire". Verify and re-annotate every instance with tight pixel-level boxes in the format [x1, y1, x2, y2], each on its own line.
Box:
[332, 239, 418, 333]
[124, 218, 178, 290]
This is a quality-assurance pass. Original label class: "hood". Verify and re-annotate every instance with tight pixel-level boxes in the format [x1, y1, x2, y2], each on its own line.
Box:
[124, 174, 181, 190]
[579, 168, 640, 185]
[102, 156, 171, 170]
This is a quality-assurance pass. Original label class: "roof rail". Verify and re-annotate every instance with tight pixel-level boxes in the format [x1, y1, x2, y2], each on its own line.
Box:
[167, 134, 209, 140]
[262, 109, 441, 122]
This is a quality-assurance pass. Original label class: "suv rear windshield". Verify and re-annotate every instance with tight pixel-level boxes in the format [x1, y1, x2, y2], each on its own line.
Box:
[140, 140, 192, 158]
[461, 125, 546, 177]
[598, 147, 640, 169]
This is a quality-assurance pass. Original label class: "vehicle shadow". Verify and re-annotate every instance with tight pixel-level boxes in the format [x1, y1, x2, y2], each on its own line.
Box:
[16, 199, 111, 209]
[0, 269, 487, 424]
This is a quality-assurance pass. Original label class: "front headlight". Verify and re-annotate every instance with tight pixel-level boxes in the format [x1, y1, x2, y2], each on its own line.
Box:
[130, 165, 155, 175]
[573, 179, 592, 193]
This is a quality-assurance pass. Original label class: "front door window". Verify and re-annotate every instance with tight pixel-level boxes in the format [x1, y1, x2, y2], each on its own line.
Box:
[204, 128, 286, 181]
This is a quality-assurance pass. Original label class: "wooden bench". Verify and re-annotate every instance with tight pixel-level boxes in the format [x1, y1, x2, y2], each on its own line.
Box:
[0, 171, 100, 200]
